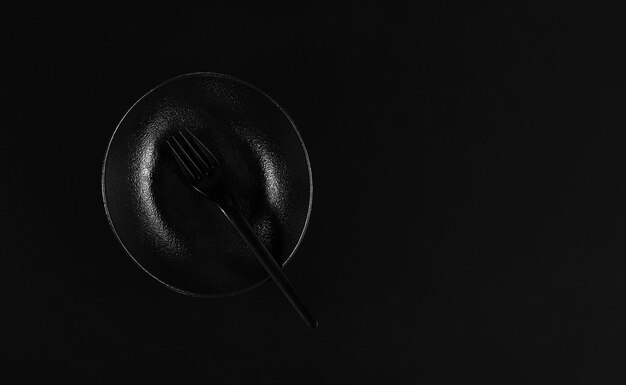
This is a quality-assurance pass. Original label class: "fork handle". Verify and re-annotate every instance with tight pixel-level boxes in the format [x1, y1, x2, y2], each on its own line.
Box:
[219, 205, 318, 329]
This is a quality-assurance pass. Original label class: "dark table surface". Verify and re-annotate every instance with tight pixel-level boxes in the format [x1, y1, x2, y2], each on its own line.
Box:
[4, 2, 626, 384]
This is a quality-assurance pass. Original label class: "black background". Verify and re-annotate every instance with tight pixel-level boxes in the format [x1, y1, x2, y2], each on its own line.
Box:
[4, 2, 626, 384]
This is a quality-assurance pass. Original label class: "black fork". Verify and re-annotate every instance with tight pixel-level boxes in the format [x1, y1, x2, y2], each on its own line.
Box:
[167, 129, 318, 329]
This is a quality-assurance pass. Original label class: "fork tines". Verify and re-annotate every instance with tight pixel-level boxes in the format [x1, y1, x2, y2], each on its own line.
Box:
[167, 129, 217, 181]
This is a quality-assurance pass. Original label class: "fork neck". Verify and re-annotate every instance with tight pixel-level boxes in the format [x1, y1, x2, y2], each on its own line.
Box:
[210, 190, 237, 216]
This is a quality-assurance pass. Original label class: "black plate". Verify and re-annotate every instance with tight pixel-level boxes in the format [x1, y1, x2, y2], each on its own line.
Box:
[102, 73, 312, 297]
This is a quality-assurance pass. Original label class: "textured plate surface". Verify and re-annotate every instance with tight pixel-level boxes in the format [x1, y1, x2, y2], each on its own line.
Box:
[102, 73, 312, 297]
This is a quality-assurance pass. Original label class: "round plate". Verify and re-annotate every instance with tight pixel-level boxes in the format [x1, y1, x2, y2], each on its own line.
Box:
[102, 73, 312, 297]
